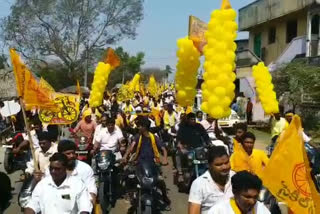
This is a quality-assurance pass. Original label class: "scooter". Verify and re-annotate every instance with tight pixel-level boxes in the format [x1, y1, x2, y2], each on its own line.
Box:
[174, 147, 208, 193]
[96, 150, 120, 214]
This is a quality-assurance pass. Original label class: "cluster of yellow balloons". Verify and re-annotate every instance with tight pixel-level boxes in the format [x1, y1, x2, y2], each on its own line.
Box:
[175, 37, 200, 107]
[117, 83, 133, 102]
[129, 73, 141, 93]
[201, 1, 237, 119]
[252, 62, 279, 114]
[89, 62, 111, 107]
[148, 75, 158, 98]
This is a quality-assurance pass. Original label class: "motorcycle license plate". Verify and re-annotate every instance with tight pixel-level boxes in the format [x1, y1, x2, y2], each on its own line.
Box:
[2, 145, 13, 148]
[193, 160, 208, 164]
[76, 151, 88, 155]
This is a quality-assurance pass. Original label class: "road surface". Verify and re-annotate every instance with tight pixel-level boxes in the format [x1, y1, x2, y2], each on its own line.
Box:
[0, 129, 270, 214]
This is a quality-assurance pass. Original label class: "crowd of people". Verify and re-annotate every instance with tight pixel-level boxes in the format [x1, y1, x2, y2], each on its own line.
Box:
[0, 89, 309, 214]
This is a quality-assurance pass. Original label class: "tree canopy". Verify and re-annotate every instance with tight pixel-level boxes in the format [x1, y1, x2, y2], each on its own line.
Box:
[1, 0, 144, 75]
[272, 59, 320, 110]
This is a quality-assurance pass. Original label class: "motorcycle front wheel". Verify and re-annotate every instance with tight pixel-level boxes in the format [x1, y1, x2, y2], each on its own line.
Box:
[142, 205, 152, 214]
[98, 181, 110, 214]
[4, 148, 14, 174]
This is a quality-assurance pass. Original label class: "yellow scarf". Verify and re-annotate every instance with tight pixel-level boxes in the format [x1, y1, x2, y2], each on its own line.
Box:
[163, 111, 175, 129]
[135, 132, 160, 163]
[230, 198, 256, 214]
[124, 104, 133, 113]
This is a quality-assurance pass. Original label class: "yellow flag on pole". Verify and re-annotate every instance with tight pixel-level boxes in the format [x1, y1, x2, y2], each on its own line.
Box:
[188, 16, 207, 54]
[10, 49, 57, 110]
[76, 80, 82, 96]
[261, 115, 320, 214]
[104, 48, 120, 69]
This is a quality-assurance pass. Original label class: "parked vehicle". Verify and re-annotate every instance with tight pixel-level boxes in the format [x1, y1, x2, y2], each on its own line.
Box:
[174, 147, 208, 193]
[218, 110, 244, 129]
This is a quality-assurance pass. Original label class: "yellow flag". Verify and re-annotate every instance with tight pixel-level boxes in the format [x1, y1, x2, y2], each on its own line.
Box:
[261, 115, 320, 214]
[10, 49, 26, 97]
[76, 80, 82, 96]
[221, 0, 232, 9]
[188, 16, 207, 54]
[10, 49, 57, 110]
[104, 48, 120, 69]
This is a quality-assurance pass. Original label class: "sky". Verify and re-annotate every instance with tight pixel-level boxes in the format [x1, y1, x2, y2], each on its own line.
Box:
[0, 0, 256, 70]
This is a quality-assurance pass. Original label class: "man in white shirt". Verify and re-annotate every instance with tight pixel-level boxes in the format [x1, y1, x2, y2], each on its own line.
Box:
[94, 117, 124, 154]
[25, 153, 92, 214]
[26, 131, 58, 177]
[51, 140, 97, 204]
[189, 146, 234, 214]
[208, 171, 270, 214]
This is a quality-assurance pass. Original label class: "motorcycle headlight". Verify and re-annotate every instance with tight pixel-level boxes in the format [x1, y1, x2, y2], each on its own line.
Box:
[98, 160, 110, 170]
[187, 153, 194, 160]
[142, 177, 154, 188]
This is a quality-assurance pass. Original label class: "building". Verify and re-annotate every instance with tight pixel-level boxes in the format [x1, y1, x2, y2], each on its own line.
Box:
[239, 0, 320, 67]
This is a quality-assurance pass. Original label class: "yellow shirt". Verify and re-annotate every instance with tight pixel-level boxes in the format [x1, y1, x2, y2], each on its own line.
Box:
[230, 148, 269, 178]
[271, 117, 289, 138]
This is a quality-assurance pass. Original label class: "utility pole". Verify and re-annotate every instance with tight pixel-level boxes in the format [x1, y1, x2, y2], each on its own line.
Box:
[84, 0, 89, 88]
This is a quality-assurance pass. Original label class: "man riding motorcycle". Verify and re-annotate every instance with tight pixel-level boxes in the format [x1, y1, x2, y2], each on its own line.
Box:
[93, 116, 125, 160]
[176, 113, 211, 181]
[123, 116, 171, 209]
[73, 110, 97, 140]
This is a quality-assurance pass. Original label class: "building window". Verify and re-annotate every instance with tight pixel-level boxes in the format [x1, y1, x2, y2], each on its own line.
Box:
[286, 20, 297, 43]
[268, 27, 276, 44]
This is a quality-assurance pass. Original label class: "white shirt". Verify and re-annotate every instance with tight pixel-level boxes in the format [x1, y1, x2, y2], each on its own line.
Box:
[96, 126, 124, 152]
[27, 175, 92, 214]
[93, 124, 103, 143]
[45, 160, 97, 195]
[189, 170, 235, 214]
[23, 130, 39, 149]
[208, 199, 270, 214]
[26, 143, 58, 174]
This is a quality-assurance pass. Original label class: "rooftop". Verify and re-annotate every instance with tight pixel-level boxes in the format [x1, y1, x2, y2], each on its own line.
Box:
[238, 0, 319, 31]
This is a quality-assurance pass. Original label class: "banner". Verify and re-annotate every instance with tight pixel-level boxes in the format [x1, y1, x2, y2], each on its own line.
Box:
[261, 115, 320, 214]
[39, 93, 80, 125]
[188, 16, 208, 54]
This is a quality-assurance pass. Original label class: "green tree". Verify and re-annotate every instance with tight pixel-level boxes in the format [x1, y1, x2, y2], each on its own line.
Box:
[164, 65, 173, 78]
[1, 0, 144, 76]
[272, 60, 320, 111]
[142, 67, 168, 83]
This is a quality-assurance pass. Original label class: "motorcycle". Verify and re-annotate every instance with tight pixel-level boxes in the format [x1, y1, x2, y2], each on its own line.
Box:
[3, 132, 29, 174]
[126, 161, 159, 214]
[174, 147, 208, 193]
[96, 150, 120, 214]
[69, 128, 93, 165]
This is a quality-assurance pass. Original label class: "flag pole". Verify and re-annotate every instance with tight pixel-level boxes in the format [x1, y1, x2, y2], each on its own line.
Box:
[19, 97, 39, 171]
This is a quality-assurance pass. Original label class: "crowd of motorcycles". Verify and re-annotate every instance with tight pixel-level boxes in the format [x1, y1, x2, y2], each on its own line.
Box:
[1, 115, 320, 214]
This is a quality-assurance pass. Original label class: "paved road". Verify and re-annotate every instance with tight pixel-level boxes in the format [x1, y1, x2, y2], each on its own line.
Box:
[0, 129, 270, 214]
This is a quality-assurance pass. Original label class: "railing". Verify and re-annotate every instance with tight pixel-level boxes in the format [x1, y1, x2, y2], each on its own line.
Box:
[269, 36, 306, 71]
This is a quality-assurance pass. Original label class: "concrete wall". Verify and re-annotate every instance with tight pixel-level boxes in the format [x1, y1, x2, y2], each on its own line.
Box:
[248, 10, 308, 65]
[239, 0, 315, 30]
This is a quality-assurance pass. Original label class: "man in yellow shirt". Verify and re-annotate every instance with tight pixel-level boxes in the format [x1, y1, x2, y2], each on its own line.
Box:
[230, 132, 269, 178]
